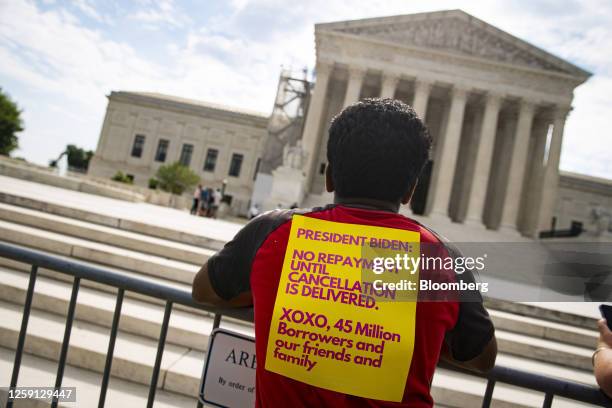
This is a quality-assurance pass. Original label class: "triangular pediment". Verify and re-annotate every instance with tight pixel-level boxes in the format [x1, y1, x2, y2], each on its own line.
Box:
[318, 10, 590, 78]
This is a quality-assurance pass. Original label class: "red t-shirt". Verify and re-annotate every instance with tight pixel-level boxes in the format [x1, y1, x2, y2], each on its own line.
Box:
[208, 204, 494, 407]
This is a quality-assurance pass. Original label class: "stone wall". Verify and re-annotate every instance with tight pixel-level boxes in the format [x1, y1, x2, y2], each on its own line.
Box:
[88, 91, 270, 215]
[554, 171, 612, 233]
[0, 156, 192, 210]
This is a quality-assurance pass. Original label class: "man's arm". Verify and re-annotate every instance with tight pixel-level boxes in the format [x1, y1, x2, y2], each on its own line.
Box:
[190, 218, 258, 308]
[191, 210, 290, 308]
[192, 262, 252, 307]
[423, 232, 498, 373]
[441, 250, 497, 373]
[440, 243, 497, 373]
[440, 335, 497, 373]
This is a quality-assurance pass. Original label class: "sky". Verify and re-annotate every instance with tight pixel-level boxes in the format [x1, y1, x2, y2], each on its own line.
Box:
[1, 0, 611, 179]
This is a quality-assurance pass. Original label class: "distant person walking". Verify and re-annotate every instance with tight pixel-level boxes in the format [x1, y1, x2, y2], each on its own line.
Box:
[199, 187, 210, 216]
[205, 188, 214, 217]
[190, 184, 202, 215]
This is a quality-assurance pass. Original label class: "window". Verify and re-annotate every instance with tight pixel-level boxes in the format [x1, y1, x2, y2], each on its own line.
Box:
[319, 163, 326, 175]
[253, 158, 261, 180]
[179, 143, 194, 167]
[131, 134, 145, 158]
[203, 148, 219, 172]
[155, 139, 169, 162]
[228, 153, 244, 177]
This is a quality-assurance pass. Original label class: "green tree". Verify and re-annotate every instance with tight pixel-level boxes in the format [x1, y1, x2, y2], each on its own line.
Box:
[156, 162, 199, 195]
[0, 88, 24, 156]
[50, 144, 94, 172]
[66, 145, 94, 171]
[111, 171, 133, 184]
[148, 177, 159, 189]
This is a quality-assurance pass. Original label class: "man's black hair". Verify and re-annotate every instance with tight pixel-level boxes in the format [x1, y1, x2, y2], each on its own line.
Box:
[326, 97, 432, 203]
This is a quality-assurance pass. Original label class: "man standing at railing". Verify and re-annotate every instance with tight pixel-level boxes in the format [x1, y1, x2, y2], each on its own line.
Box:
[192, 98, 497, 407]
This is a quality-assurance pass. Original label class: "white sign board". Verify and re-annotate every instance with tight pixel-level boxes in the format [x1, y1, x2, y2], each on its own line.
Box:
[199, 329, 257, 408]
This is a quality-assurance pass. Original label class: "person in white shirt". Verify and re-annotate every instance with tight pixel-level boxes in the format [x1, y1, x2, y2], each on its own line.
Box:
[190, 184, 202, 215]
[210, 188, 222, 218]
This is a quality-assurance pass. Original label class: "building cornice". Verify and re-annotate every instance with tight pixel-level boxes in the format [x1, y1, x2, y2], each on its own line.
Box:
[315, 9, 591, 80]
[108, 91, 269, 129]
[559, 171, 612, 197]
[317, 30, 587, 86]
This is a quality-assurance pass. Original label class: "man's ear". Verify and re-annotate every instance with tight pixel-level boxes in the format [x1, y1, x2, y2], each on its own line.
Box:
[325, 163, 335, 193]
[401, 179, 418, 205]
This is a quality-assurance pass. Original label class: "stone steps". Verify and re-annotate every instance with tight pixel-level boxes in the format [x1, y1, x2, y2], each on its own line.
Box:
[0, 215, 601, 374]
[0, 202, 215, 265]
[0, 251, 254, 335]
[0, 265, 598, 373]
[0, 177, 239, 250]
[0, 347, 197, 408]
[431, 367, 594, 408]
[0, 300, 204, 392]
[0, 266, 252, 351]
[0, 253, 189, 304]
[0, 179, 604, 407]
[484, 298, 601, 331]
[0, 252, 228, 323]
[488, 309, 597, 349]
[495, 329, 592, 371]
[0, 298, 594, 408]
[0, 204, 602, 341]
[1, 196, 602, 335]
[0, 219, 200, 285]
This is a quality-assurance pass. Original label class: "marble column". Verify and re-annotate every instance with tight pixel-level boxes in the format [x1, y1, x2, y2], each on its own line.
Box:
[520, 117, 550, 236]
[343, 67, 366, 108]
[499, 100, 536, 231]
[536, 106, 570, 234]
[427, 86, 469, 217]
[412, 79, 433, 120]
[380, 73, 400, 99]
[302, 61, 333, 190]
[464, 93, 502, 226]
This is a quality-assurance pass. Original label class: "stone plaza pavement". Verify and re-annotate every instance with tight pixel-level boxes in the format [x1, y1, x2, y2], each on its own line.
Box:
[0, 174, 606, 407]
[0, 175, 243, 246]
[0, 175, 530, 244]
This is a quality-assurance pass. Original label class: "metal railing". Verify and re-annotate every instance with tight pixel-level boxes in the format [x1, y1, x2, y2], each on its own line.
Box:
[0, 241, 610, 408]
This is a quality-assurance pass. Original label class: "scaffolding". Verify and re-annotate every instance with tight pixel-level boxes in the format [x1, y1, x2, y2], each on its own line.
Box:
[259, 67, 312, 174]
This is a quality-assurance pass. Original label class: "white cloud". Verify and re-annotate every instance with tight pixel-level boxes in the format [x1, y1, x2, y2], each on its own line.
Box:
[559, 75, 612, 178]
[0, 0, 610, 180]
[72, 0, 109, 24]
[129, 0, 190, 29]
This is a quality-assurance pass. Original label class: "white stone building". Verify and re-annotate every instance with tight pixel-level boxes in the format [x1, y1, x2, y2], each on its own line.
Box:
[296, 10, 597, 237]
[89, 10, 612, 238]
[88, 91, 268, 214]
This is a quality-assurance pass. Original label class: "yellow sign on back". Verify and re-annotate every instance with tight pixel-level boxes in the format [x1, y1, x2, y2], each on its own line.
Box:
[265, 215, 420, 402]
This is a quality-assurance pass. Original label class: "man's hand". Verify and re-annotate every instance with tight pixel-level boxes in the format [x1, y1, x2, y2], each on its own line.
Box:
[192, 263, 253, 307]
[594, 319, 612, 397]
[597, 319, 612, 349]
